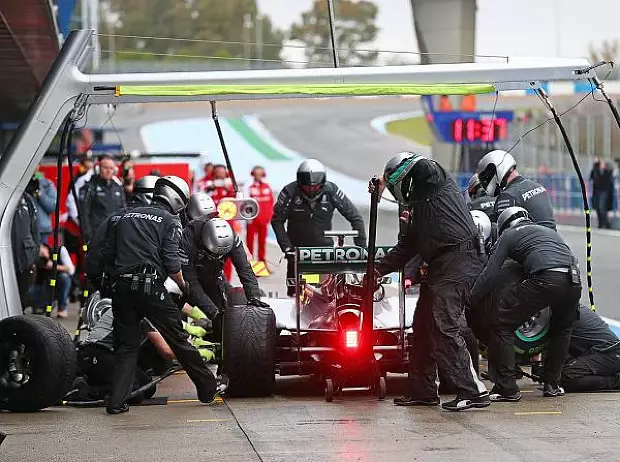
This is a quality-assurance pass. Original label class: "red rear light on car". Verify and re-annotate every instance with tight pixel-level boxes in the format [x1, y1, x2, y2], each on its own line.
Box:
[345, 330, 359, 349]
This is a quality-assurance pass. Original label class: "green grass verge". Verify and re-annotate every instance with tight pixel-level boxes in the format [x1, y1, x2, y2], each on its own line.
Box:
[385, 117, 433, 146]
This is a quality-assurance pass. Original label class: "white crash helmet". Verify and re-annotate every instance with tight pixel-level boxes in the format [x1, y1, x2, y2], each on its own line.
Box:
[201, 218, 234, 258]
[297, 159, 326, 200]
[497, 206, 530, 235]
[470, 210, 492, 243]
[477, 150, 517, 197]
[132, 175, 159, 205]
[186, 192, 217, 221]
[153, 176, 190, 214]
[383, 152, 425, 205]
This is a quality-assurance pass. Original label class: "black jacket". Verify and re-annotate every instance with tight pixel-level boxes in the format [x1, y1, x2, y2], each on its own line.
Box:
[85, 200, 144, 278]
[80, 175, 126, 242]
[272, 181, 366, 250]
[12, 192, 40, 274]
[376, 159, 478, 275]
[471, 221, 575, 304]
[493, 176, 556, 230]
[179, 217, 261, 317]
[570, 306, 620, 357]
[468, 194, 495, 219]
[106, 202, 182, 280]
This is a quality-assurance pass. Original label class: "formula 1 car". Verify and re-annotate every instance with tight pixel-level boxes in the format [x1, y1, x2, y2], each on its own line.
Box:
[263, 235, 415, 401]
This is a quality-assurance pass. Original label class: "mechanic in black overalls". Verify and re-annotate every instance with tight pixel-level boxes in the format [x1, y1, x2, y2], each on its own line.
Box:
[471, 206, 581, 402]
[104, 176, 220, 414]
[373, 152, 489, 412]
[561, 306, 620, 392]
[477, 150, 557, 230]
[86, 175, 159, 294]
[180, 217, 268, 323]
[466, 173, 495, 219]
[272, 159, 367, 296]
[80, 155, 127, 243]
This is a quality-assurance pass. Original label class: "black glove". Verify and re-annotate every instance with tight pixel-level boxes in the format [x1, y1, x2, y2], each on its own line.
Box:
[284, 247, 296, 260]
[182, 280, 191, 297]
[193, 318, 213, 332]
[247, 297, 270, 308]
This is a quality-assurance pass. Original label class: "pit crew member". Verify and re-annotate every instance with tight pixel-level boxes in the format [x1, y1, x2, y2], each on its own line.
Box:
[471, 206, 581, 402]
[477, 150, 556, 230]
[180, 217, 268, 322]
[85, 175, 159, 293]
[467, 173, 495, 219]
[104, 176, 221, 414]
[372, 152, 489, 412]
[272, 159, 366, 296]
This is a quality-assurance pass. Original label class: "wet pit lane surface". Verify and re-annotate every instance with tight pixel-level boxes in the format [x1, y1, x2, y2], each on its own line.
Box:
[3, 370, 620, 462]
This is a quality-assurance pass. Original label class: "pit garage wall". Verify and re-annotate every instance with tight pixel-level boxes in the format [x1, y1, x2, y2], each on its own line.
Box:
[410, 0, 477, 168]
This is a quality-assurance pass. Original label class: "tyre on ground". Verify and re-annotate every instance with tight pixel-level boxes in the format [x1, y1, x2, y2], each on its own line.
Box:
[0, 315, 77, 411]
[222, 301, 276, 397]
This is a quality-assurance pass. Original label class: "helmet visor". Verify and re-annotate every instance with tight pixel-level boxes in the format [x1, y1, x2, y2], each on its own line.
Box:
[300, 184, 322, 198]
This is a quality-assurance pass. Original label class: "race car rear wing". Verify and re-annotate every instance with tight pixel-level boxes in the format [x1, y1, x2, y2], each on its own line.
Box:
[296, 246, 393, 274]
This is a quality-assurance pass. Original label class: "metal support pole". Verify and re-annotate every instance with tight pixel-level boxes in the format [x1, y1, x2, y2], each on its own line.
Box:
[537, 88, 595, 311]
[326, 0, 340, 68]
[210, 101, 238, 193]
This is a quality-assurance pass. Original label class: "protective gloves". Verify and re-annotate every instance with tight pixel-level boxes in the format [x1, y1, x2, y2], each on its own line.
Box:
[192, 338, 215, 349]
[247, 297, 270, 308]
[189, 305, 208, 320]
[183, 321, 207, 338]
[198, 348, 215, 362]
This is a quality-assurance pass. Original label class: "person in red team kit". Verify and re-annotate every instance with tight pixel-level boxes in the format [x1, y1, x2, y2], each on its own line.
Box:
[246, 166, 273, 263]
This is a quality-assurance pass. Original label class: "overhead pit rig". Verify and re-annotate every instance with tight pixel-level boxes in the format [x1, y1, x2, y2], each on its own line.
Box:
[0, 29, 614, 321]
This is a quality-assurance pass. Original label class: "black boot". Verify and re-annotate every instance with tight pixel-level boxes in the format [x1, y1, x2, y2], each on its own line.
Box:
[441, 392, 490, 411]
[106, 403, 129, 415]
[543, 383, 565, 397]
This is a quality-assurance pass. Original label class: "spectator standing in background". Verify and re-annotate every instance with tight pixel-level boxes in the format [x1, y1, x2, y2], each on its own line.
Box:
[79, 155, 126, 242]
[120, 158, 136, 201]
[27, 169, 57, 243]
[247, 166, 274, 263]
[591, 158, 613, 229]
[29, 243, 75, 317]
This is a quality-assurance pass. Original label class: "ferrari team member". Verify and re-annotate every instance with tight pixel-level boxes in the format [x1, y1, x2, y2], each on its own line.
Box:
[180, 217, 268, 321]
[372, 152, 489, 412]
[247, 166, 274, 263]
[80, 155, 127, 242]
[272, 159, 366, 296]
[477, 150, 556, 230]
[471, 207, 581, 402]
[466, 173, 495, 219]
[104, 176, 221, 415]
[85, 175, 159, 293]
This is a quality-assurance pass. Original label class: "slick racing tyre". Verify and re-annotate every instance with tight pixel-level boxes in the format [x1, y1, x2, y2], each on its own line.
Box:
[223, 305, 276, 397]
[514, 307, 551, 357]
[0, 315, 77, 411]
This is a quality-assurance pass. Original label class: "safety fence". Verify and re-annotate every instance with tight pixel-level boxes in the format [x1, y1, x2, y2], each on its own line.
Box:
[453, 172, 620, 216]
